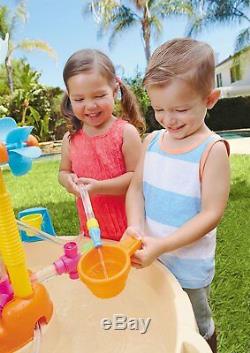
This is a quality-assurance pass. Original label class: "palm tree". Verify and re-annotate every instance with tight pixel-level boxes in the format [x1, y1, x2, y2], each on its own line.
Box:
[85, 0, 193, 64]
[0, 1, 56, 94]
[187, 0, 250, 52]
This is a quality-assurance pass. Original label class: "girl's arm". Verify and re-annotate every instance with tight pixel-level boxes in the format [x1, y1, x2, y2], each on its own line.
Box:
[134, 141, 230, 267]
[125, 133, 154, 231]
[58, 133, 79, 196]
[79, 124, 142, 195]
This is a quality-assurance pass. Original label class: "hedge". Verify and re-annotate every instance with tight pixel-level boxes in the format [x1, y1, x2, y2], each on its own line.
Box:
[145, 96, 250, 132]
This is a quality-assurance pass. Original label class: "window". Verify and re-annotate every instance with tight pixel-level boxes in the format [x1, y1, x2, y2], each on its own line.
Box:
[216, 73, 223, 87]
[230, 64, 241, 83]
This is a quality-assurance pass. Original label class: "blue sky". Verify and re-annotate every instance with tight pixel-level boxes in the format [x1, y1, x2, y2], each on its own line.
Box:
[3, 0, 250, 88]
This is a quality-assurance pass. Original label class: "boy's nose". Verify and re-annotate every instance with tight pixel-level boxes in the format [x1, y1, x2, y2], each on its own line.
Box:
[162, 113, 177, 126]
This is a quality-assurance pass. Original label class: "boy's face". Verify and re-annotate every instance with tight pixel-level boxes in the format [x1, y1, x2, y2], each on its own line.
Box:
[147, 79, 219, 140]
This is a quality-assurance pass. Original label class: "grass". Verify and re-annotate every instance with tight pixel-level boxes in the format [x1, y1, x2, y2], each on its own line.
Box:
[3, 158, 79, 235]
[2, 155, 250, 353]
[212, 155, 250, 353]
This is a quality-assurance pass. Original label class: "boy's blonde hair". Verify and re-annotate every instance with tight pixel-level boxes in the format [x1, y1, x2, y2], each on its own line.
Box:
[143, 38, 216, 97]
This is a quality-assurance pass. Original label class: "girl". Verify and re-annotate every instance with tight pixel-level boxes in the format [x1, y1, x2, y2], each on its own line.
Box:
[59, 49, 145, 241]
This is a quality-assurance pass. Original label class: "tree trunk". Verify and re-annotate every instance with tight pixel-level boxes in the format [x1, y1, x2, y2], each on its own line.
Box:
[141, 8, 151, 64]
[144, 35, 151, 64]
[5, 56, 14, 94]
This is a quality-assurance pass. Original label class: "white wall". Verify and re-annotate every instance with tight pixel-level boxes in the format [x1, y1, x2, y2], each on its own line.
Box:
[215, 49, 250, 87]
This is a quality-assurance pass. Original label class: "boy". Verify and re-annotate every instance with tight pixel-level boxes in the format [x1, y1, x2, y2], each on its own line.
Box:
[124, 38, 230, 353]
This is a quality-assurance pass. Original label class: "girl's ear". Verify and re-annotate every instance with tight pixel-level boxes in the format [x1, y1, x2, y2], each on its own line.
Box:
[113, 84, 119, 99]
[206, 89, 221, 109]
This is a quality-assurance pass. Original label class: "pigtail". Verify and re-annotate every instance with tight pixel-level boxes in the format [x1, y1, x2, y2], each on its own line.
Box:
[119, 81, 145, 135]
[61, 93, 83, 137]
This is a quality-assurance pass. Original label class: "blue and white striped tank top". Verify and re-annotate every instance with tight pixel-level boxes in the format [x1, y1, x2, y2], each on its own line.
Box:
[143, 129, 228, 289]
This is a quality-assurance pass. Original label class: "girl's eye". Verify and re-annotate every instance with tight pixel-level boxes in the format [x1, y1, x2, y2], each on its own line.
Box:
[176, 109, 188, 112]
[155, 109, 164, 113]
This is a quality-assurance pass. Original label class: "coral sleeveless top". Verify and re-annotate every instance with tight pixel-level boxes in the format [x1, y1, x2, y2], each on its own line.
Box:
[70, 119, 128, 241]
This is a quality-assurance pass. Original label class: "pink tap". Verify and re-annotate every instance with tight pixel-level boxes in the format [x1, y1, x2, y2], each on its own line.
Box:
[54, 242, 81, 279]
[0, 276, 14, 315]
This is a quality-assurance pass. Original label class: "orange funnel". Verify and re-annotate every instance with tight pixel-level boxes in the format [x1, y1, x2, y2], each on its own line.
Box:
[78, 236, 141, 299]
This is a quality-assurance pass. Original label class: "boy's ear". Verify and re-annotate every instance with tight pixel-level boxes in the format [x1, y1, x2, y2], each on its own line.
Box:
[206, 89, 221, 109]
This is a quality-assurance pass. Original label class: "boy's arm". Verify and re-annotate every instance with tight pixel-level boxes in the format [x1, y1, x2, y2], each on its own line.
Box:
[78, 124, 142, 195]
[58, 133, 79, 196]
[125, 133, 155, 232]
[135, 141, 230, 266]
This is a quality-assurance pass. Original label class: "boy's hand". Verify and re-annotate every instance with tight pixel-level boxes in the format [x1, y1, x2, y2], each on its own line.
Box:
[121, 225, 144, 242]
[77, 177, 101, 195]
[131, 236, 165, 269]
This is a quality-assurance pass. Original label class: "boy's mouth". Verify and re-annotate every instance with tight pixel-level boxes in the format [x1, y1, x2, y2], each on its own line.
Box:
[167, 125, 185, 132]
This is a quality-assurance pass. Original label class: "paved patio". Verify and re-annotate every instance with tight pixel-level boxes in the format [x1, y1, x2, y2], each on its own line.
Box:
[227, 137, 250, 154]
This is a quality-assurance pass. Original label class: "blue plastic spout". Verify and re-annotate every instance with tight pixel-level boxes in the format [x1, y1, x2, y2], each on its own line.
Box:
[89, 228, 102, 248]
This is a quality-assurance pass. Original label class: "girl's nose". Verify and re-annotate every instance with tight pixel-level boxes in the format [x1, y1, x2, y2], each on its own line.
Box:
[85, 100, 97, 111]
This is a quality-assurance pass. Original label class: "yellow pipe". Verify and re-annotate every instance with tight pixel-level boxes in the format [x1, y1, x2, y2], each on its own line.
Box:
[0, 169, 33, 298]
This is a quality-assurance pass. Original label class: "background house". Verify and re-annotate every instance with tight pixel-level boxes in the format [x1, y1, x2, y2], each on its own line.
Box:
[215, 46, 250, 98]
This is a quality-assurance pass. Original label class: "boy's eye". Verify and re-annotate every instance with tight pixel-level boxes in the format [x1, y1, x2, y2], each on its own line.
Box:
[176, 109, 188, 112]
[154, 109, 164, 112]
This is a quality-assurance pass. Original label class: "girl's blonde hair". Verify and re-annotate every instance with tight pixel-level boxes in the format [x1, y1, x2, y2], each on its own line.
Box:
[143, 38, 216, 97]
[61, 49, 145, 135]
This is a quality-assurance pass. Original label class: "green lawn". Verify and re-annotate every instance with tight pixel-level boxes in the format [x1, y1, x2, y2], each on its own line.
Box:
[2, 154, 250, 353]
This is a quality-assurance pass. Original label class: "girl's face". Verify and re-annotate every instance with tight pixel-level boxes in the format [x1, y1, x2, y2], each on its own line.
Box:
[147, 79, 218, 140]
[68, 70, 116, 129]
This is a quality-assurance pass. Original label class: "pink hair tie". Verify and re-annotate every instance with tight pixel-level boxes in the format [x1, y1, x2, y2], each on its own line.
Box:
[116, 76, 122, 85]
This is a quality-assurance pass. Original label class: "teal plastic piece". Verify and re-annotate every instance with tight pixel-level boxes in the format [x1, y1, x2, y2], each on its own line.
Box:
[81, 240, 94, 254]
[18, 207, 55, 242]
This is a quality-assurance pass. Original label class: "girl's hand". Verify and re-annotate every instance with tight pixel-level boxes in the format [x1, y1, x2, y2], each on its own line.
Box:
[131, 236, 165, 269]
[63, 173, 79, 196]
[77, 177, 102, 195]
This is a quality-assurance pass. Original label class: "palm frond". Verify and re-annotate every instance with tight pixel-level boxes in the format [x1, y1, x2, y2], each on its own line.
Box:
[151, 0, 193, 18]
[10, 0, 28, 35]
[85, 0, 121, 24]
[235, 26, 250, 52]
[150, 16, 163, 41]
[186, 14, 207, 37]
[0, 6, 10, 37]
[15, 40, 57, 60]
[108, 7, 138, 47]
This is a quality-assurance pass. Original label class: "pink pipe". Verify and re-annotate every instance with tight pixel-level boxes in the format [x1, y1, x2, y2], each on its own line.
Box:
[54, 242, 81, 280]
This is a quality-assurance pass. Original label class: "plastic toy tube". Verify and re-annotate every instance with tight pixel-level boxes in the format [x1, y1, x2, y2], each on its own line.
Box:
[31, 241, 81, 282]
[79, 185, 102, 248]
[32, 321, 42, 353]
[16, 220, 65, 246]
[31, 265, 58, 283]
[0, 169, 32, 298]
[0, 255, 7, 280]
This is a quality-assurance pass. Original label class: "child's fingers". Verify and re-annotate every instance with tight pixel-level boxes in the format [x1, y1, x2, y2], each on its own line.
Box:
[131, 255, 143, 267]
[71, 174, 79, 184]
[77, 177, 93, 185]
[127, 227, 143, 241]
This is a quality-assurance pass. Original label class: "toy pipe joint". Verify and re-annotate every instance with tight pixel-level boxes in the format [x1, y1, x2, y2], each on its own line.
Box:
[0, 276, 13, 315]
[54, 242, 81, 279]
[86, 218, 102, 248]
